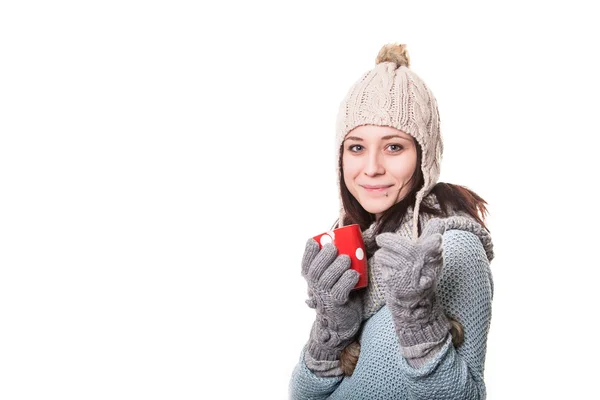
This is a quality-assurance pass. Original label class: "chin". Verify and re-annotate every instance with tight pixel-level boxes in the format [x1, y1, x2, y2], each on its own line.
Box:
[360, 200, 393, 215]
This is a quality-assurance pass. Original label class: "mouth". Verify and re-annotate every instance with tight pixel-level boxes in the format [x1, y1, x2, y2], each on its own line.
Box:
[361, 185, 393, 193]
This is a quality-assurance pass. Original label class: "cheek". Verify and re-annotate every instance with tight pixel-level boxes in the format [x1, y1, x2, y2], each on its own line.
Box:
[342, 155, 359, 179]
[342, 159, 361, 195]
[393, 153, 418, 181]
[400, 165, 416, 180]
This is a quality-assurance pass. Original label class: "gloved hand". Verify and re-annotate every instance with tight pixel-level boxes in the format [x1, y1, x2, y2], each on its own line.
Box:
[301, 238, 363, 366]
[373, 218, 450, 352]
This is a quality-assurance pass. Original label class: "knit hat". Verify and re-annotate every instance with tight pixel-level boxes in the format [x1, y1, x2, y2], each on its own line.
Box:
[335, 43, 443, 240]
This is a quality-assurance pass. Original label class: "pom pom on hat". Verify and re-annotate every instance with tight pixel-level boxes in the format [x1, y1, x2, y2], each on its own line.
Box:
[335, 43, 441, 240]
[375, 43, 410, 68]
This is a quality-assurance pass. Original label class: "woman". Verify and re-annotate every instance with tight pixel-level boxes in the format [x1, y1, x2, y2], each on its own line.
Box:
[289, 44, 495, 399]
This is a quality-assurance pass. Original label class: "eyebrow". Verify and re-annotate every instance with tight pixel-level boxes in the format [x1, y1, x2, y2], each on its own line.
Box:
[344, 135, 412, 142]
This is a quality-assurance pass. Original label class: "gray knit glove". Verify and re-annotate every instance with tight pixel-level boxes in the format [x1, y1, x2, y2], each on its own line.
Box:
[301, 239, 363, 374]
[373, 218, 451, 356]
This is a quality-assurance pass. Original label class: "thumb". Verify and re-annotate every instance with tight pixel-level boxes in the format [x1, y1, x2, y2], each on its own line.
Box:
[375, 232, 415, 260]
[421, 218, 446, 238]
[375, 232, 411, 250]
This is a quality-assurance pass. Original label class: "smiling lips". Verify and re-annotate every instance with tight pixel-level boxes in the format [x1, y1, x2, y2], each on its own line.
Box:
[361, 184, 393, 193]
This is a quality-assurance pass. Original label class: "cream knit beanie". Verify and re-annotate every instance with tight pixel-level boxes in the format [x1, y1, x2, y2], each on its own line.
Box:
[335, 44, 443, 240]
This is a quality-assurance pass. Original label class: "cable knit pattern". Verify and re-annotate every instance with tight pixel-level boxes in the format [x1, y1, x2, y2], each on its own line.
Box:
[289, 229, 494, 399]
[373, 222, 452, 352]
[334, 45, 443, 240]
[361, 206, 436, 320]
[358, 193, 494, 322]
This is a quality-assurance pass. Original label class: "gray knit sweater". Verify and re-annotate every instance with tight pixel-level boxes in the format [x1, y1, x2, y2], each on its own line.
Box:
[289, 222, 494, 399]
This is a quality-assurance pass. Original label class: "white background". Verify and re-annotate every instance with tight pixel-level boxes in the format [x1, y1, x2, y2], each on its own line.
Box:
[1, 1, 599, 399]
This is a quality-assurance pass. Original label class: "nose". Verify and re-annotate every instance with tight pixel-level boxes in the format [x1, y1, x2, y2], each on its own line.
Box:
[363, 152, 385, 176]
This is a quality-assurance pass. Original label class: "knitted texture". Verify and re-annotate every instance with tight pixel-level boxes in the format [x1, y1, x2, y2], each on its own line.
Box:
[334, 44, 442, 240]
[359, 193, 494, 322]
[373, 218, 452, 354]
[289, 229, 493, 399]
[360, 195, 438, 320]
[301, 240, 363, 376]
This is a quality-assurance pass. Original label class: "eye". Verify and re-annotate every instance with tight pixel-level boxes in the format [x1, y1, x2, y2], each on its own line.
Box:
[348, 144, 363, 152]
[387, 144, 404, 152]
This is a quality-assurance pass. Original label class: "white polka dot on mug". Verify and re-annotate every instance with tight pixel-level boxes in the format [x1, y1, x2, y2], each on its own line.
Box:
[312, 224, 368, 289]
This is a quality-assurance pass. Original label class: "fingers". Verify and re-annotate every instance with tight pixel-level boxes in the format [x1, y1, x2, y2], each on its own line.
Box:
[379, 264, 394, 281]
[374, 233, 417, 265]
[421, 218, 446, 238]
[420, 233, 443, 261]
[331, 269, 360, 303]
[374, 231, 443, 294]
[318, 254, 351, 290]
[301, 238, 322, 277]
[372, 249, 397, 275]
[375, 233, 414, 255]
[375, 230, 443, 266]
[374, 232, 401, 249]
[411, 235, 443, 291]
[307, 243, 338, 282]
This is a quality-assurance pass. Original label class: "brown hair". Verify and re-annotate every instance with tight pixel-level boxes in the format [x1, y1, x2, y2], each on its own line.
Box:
[338, 142, 488, 235]
[337, 142, 489, 376]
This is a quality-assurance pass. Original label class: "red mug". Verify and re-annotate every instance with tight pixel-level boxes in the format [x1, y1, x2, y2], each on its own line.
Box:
[313, 224, 368, 290]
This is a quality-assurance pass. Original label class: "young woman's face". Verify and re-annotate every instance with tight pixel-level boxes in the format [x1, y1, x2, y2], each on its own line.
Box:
[342, 125, 418, 219]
